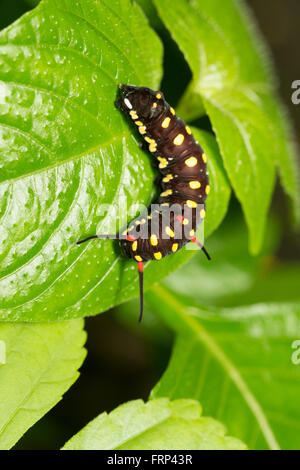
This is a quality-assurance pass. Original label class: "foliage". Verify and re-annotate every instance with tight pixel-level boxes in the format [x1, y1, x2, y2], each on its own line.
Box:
[62, 398, 246, 450]
[152, 0, 299, 253]
[0, 0, 299, 451]
[149, 286, 300, 450]
[0, 319, 86, 449]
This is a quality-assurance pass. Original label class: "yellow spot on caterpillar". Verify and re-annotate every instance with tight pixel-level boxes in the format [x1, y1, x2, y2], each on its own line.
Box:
[161, 202, 170, 206]
[173, 134, 184, 146]
[187, 200, 197, 209]
[200, 209, 206, 218]
[202, 153, 207, 163]
[172, 243, 178, 252]
[182, 218, 189, 225]
[152, 102, 158, 109]
[162, 174, 173, 183]
[148, 214, 152, 219]
[129, 110, 138, 120]
[149, 142, 157, 152]
[170, 107, 175, 115]
[140, 218, 146, 224]
[122, 229, 128, 235]
[135, 255, 143, 262]
[189, 229, 195, 237]
[128, 226, 134, 232]
[150, 234, 158, 246]
[205, 185, 210, 194]
[189, 181, 201, 189]
[158, 157, 168, 169]
[161, 189, 172, 197]
[132, 241, 137, 251]
[165, 226, 174, 238]
[145, 136, 154, 143]
[156, 93, 162, 99]
[135, 121, 143, 126]
[162, 117, 171, 128]
[154, 251, 162, 260]
[135, 220, 141, 225]
[185, 156, 197, 167]
[185, 126, 192, 135]
[139, 126, 146, 134]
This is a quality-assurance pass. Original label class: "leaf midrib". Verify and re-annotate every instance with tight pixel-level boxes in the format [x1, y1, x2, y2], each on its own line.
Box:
[113, 412, 174, 450]
[152, 284, 280, 450]
[54, 5, 143, 83]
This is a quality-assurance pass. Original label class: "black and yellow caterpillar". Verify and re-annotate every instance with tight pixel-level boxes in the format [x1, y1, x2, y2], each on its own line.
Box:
[78, 85, 210, 321]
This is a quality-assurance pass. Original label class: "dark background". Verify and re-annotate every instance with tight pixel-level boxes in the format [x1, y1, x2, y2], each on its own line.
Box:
[0, 0, 299, 449]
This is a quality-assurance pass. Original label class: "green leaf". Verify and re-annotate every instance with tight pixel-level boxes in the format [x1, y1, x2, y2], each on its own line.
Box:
[149, 286, 300, 450]
[0, 0, 162, 321]
[203, 94, 276, 254]
[0, 319, 86, 449]
[153, 0, 299, 253]
[166, 208, 281, 307]
[62, 397, 246, 450]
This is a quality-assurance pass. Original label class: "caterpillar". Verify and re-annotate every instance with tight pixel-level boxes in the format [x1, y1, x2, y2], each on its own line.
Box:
[77, 85, 210, 321]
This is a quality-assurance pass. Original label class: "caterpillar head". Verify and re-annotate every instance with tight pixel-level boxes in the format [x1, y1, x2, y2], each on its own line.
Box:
[115, 84, 164, 120]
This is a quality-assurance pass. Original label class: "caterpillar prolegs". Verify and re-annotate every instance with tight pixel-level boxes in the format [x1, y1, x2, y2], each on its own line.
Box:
[77, 85, 210, 321]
